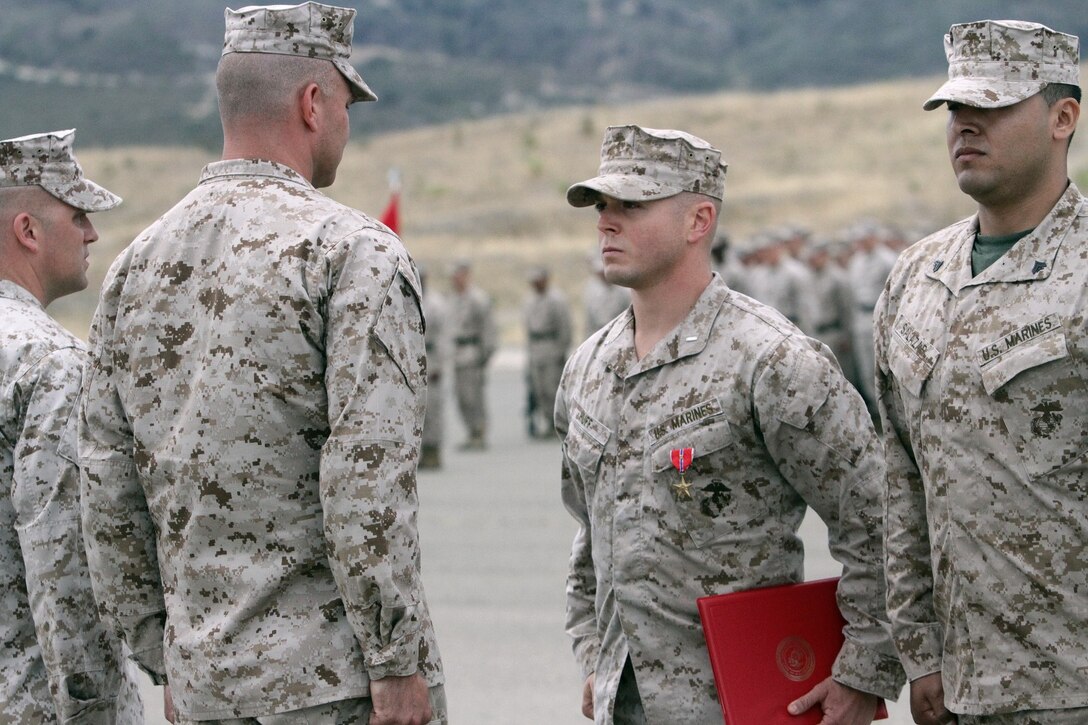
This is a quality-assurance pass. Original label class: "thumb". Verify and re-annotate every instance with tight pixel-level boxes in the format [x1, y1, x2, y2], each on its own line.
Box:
[788, 679, 828, 717]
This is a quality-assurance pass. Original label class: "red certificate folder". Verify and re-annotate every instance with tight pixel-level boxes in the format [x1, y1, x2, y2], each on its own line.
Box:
[697, 577, 888, 724]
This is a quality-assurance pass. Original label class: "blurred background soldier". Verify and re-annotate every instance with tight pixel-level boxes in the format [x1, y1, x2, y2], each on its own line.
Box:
[799, 235, 854, 383]
[449, 258, 497, 450]
[77, 4, 445, 723]
[846, 219, 898, 416]
[710, 231, 746, 292]
[581, 251, 629, 340]
[741, 229, 808, 326]
[420, 263, 449, 469]
[0, 130, 142, 722]
[523, 266, 572, 438]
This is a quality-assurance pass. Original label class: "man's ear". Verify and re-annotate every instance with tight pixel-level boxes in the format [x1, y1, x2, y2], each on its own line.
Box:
[300, 81, 322, 133]
[11, 212, 42, 253]
[1053, 97, 1080, 143]
[687, 200, 717, 244]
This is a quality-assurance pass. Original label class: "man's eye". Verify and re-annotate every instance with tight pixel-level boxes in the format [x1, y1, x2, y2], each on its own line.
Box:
[594, 202, 607, 213]
[622, 201, 641, 210]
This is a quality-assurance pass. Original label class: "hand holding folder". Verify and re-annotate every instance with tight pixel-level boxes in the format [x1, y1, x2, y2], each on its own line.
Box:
[697, 577, 888, 724]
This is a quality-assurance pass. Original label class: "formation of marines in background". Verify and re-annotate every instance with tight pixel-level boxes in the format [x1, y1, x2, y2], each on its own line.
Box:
[1, 4, 1085, 725]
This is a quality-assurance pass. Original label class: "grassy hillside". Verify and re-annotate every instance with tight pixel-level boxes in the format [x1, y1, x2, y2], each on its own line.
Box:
[53, 73, 1088, 343]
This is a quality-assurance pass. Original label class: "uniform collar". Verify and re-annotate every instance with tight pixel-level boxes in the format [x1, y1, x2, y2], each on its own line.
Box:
[600, 273, 726, 380]
[0, 279, 44, 310]
[199, 158, 316, 190]
[926, 182, 1084, 295]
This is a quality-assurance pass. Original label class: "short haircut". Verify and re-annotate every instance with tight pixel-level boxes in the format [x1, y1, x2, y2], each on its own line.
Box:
[1042, 82, 1082, 105]
[0, 186, 48, 222]
[216, 53, 343, 124]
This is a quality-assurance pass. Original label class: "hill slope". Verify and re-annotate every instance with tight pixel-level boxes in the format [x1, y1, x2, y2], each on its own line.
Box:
[53, 74, 1088, 341]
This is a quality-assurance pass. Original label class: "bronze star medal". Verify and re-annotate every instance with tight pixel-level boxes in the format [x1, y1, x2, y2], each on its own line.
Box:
[670, 447, 694, 500]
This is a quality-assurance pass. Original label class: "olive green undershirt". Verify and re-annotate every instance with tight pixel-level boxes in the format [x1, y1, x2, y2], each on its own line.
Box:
[972, 229, 1033, 276]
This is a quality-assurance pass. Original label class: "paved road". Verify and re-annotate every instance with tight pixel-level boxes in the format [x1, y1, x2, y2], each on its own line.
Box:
[138, 355, 914, 723]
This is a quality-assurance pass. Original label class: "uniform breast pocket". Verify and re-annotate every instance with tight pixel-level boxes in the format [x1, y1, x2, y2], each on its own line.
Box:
[564, 413, 608, 491]
[979, 328, 1088, 480]
[887, 334, 938, 401]
[649, 417, 761, 548]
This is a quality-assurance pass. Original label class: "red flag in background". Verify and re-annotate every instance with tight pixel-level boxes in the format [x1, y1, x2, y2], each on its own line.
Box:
[379, 191, 400, 234]
[380, 167, 402, 234]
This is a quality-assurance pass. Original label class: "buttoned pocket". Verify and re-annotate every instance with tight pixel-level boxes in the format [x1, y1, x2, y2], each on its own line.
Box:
[650, 416, 761, 548]
[887, 333, 938, 400]
[564, 409, 609, 488]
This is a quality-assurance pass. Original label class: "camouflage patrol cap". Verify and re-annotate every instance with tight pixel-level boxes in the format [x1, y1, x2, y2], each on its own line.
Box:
[0, 129, 120, 212]
[924, 20, 1080, 111]
[567, 125, 727, 207]
[223, 2, 377, 102]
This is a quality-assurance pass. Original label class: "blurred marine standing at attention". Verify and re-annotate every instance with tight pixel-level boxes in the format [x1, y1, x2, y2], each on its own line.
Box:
[877, 19, 1086, 725]
[0, 130, 142, 722]
[77, 4, 445, 723]
[448, 259, 497, 450]
[524, 266, 572, 438]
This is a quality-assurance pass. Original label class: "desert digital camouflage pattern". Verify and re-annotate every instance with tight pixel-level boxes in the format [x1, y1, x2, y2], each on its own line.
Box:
[222, 2, 377, 102]
[0, 129, 120, 212]
[566, 125, 727, 207]
[0, 281, 142, 723]
[556, 275, 904, 724]
[924, 19, 1080, 111]
[78, 159, 443, 720]
[877, 184, 1088, 715]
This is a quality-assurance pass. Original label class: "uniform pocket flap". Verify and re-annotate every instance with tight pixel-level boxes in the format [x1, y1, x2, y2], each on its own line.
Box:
[979, 327, 1068, 396]
[888, 335, 937, 399]
[651, 415, 732, 472]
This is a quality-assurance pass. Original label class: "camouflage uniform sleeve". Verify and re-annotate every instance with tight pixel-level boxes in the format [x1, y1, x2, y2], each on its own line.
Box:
[555, 371, 599, 680]
[320, 236, 430, 680]
[79, 261, 168, 685]
[874, 289, 943, 683]
[13, 346, 128, 721]
[754, 338, 905, 700]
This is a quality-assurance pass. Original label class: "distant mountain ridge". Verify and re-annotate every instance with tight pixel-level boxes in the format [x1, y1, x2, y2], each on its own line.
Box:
[3, 0, 1086, 146]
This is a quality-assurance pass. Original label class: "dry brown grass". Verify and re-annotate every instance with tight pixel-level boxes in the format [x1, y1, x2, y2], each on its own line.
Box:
[53, 72, 1088, 343]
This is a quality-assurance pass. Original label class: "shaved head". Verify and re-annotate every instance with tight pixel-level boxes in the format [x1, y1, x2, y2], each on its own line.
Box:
[216, 53, 343, 125]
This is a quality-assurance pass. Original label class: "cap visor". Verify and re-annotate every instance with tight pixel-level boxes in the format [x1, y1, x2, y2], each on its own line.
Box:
[923, 78, 1045, 111]
[566, 175, 680, 207]
[335, 59, 377, 102]
[46, 178, 122, 212]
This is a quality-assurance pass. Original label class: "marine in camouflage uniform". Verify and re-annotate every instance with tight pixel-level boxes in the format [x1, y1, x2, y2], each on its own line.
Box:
[77, 5, 444, 723]
[420, 265, 449, 470]
[0, 130, 142, 723]
[558, 125, 904, 724]
[877, 20, 1088, 725]
[448, 260, 497, 450]
[524, 266, 572, 438]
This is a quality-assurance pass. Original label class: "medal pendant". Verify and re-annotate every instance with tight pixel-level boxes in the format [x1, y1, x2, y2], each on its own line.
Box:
[672, 473, 693, 500]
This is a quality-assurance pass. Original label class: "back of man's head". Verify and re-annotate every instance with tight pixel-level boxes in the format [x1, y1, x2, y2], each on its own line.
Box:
[216, 2, 375, 128]
[216, 52, 342, 126]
